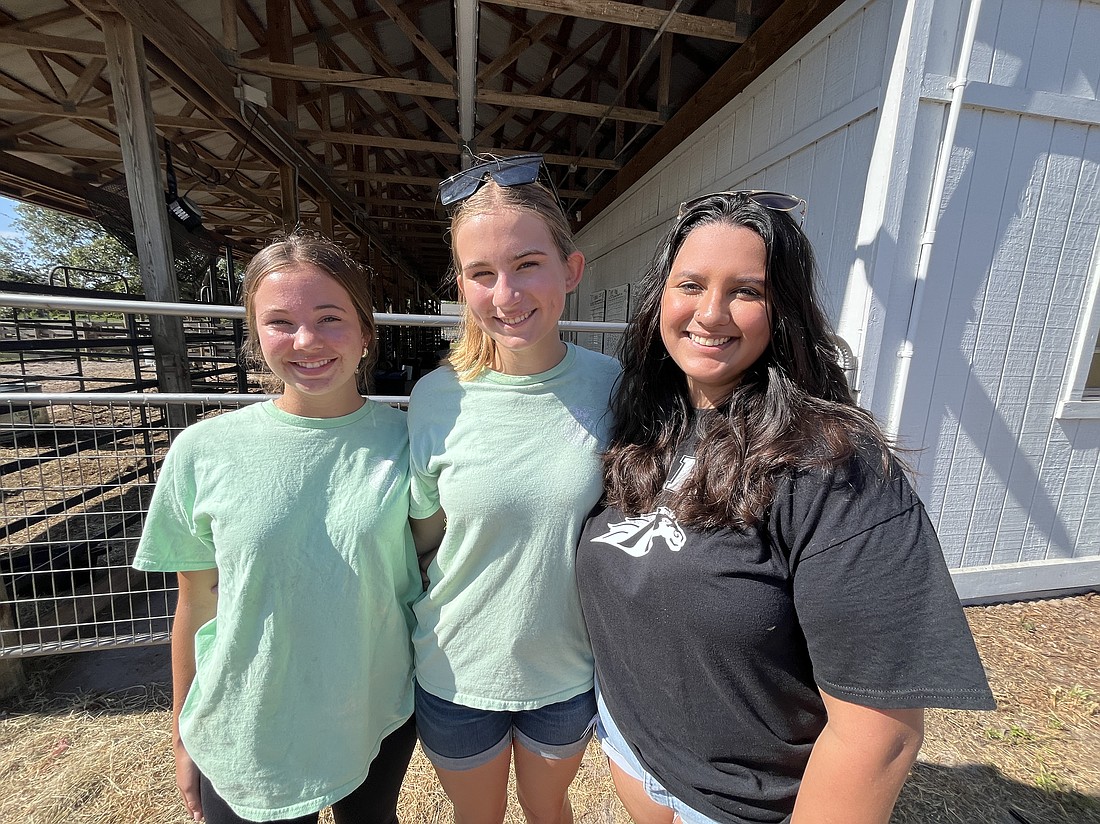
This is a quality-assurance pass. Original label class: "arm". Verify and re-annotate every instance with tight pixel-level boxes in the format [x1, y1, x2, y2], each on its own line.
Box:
[171, 567, 219, 822]
[409, 509, 446, 589]
[791, 690, 924, 824]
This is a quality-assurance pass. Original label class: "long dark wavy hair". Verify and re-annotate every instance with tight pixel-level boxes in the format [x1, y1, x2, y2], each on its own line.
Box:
[603, 192, 892, 530]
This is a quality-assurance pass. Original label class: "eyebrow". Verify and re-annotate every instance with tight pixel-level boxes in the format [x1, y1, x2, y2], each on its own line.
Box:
[672, 270, 765, 284]
[259, 303, 350, 314]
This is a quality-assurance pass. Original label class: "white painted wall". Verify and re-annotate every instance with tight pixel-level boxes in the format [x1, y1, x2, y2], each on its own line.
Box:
[573, 0, 1100, 601]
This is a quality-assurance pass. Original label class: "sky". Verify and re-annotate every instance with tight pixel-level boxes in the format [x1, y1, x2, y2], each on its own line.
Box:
[0, 195, 18, 240]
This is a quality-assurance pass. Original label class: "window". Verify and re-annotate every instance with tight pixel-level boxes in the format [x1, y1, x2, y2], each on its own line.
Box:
[1060, 236, 1100, 418]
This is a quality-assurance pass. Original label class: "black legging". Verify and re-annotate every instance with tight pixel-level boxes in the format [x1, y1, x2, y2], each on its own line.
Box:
[199, 716, 417, 824]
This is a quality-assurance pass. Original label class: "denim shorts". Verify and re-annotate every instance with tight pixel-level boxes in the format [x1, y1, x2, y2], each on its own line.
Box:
[414, 680, 596, 771]
[594, 683, 723, 824]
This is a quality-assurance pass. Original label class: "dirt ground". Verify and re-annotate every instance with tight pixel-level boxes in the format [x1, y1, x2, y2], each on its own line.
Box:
[0, 593, 1097, 824]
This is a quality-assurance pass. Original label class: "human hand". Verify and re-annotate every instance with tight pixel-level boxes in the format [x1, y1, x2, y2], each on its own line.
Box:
[174, 741, 204, 821]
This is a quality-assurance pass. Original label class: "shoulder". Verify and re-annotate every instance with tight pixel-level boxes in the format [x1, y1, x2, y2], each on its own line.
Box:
[565, 346, 621, 401]
[407, 365, 463, 430]
[772, 445, 921, 558]
[365, 398, 406, 427]
[169, 403, 265, 452]
[571, 344, 620, 376]
[409, 364, 459, 399]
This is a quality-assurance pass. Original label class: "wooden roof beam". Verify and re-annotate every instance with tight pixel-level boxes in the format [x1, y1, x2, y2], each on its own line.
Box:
[478, 13, 561, 85]
[579, 0, 847, 223]
[486, 0, 748, 44]
[475, 21, 612, 143]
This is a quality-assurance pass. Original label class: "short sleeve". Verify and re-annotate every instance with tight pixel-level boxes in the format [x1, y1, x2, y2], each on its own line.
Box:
[778, 456, 995, 710]
[406, 385, 443, 521]
[132, 434, 217, 572]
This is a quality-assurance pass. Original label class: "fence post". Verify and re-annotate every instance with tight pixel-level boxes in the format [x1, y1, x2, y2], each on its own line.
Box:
[0, 577, 26, 700]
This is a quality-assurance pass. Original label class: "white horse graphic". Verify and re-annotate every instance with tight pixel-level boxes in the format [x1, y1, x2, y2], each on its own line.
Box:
[592, 506, 687, 557]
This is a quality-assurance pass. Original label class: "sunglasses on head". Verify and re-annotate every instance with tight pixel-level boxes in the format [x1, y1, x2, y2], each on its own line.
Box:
[677, 190, 807, 225]
[438, 154, 557, 207]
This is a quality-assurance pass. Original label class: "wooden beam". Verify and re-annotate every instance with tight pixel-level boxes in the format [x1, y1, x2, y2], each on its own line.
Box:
[372, 0, 456, 83]
[477, 88, 661, 124]
[279, 163, 298, 228]
[69, 57, 108, 105]
[1, 140, 270, 171]
[478, 14, 562, 84]
[266, 0, 296, 120]
[313, 0, 461, 143]
[89, 0, 377, 249]
[487, 0, 747, 43]
[222, 0, 239, 50]
[0, 98, 226, 132]
[0, 28, 105, 56]
[579, 0, 846, 223]
[232, 57, 455, 97]
[476, 22, 613, 142]
[28, 51, 69, 102]
[99, 11, 192, 397]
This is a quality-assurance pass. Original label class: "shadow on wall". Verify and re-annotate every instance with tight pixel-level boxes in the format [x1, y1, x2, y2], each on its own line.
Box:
[893, 762, 1100, 824]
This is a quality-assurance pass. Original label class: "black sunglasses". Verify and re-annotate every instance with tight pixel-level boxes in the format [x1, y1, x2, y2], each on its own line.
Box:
[677, 190, 807, 225]
[438, 154, 556, 207]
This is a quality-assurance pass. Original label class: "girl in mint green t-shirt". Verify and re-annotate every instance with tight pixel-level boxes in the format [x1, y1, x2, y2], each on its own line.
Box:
[407, 156, 619, 824]
[134, 232, 420, 824]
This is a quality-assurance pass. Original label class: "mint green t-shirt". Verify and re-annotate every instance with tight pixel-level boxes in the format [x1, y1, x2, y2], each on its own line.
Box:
[407, 344, 619, 710]
[133, 400, 419, 821]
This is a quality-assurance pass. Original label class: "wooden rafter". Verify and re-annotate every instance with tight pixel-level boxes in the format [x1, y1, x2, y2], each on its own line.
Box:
[487, 0, 748, 43]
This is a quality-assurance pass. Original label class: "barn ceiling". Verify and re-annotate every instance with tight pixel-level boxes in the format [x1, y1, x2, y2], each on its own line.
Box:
[0, 0, 843, 303]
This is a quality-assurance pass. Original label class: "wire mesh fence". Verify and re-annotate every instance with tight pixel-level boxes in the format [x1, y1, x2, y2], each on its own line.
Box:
[0, 395, 255, 658]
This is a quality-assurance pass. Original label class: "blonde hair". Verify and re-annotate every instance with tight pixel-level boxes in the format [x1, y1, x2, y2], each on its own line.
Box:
[241, 230, 378, 392]
[447, 180, 577, 380]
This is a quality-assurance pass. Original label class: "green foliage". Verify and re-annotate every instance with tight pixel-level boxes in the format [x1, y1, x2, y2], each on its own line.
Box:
[0, 202, 141, 293]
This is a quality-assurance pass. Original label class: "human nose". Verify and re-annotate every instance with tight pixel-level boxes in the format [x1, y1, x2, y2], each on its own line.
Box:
[492, 273, 521, 306]
[695, 288, 731, 325]
[293, 323, 321, 348]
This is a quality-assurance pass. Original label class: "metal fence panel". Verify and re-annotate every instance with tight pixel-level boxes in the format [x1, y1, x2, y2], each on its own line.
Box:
[0, 396, 254, 658]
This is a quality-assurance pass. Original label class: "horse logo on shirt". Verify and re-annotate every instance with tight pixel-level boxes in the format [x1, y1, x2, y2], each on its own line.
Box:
[592, 506, 687, 557]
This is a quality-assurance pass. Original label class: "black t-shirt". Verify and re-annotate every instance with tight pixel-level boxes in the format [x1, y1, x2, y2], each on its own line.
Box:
[576, 439, 995, 824]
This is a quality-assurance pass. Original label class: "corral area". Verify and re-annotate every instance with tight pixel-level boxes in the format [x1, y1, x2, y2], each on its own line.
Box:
[0, 594, 1097, 824]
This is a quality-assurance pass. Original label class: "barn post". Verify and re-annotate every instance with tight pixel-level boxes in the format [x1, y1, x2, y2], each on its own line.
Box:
[0, 577, 26, 700]
[98, 11, 193, 424]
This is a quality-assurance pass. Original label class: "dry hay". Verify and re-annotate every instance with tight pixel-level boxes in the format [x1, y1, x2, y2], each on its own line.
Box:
[1, 594, 1096, 823]
[0, 654, 625, 824]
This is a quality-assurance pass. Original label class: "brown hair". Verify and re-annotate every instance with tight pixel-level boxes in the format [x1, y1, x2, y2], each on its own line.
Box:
[241, 230, 378, 392]
[446, 180, 577, 380]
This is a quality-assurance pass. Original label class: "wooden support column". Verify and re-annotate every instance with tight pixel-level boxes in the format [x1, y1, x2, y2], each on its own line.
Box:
[279, 164, 299, 230]
[99, 12, 193, 404]
[266, 0, 296, 122]
[319, 200, 334, 239]
[0, 577, 26, 700]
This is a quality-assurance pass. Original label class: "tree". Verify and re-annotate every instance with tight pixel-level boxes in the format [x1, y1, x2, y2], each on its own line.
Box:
[0, 202, 141, 293]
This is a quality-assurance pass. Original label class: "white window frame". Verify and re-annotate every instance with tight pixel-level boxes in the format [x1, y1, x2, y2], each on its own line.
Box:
[1059, 232, 1100, 419]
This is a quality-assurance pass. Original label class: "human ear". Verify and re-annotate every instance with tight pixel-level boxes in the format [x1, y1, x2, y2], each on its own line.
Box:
[564, 251, 585, 293]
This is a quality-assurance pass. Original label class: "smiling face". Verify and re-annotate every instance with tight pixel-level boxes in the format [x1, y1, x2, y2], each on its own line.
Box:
[659, 222, 772, 408]
[453, 208, 584, 375]
[253, 262, 371, 417]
